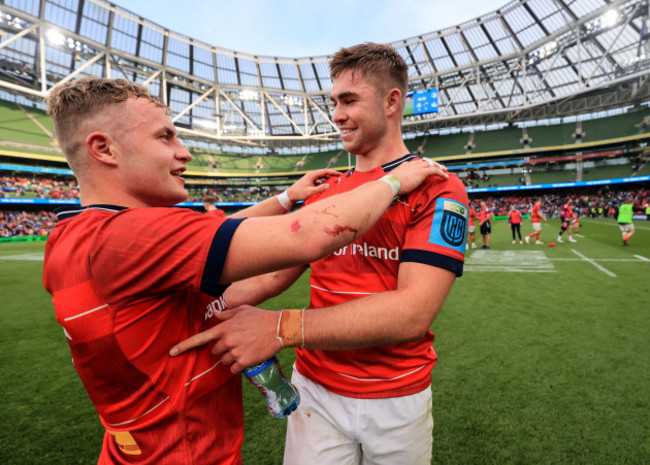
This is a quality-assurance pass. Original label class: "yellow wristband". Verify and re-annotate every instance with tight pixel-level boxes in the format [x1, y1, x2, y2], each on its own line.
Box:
[378, 174, 400, 196]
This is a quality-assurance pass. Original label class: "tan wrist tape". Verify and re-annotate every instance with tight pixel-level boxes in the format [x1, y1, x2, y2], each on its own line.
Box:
[276, 309, 305, 349]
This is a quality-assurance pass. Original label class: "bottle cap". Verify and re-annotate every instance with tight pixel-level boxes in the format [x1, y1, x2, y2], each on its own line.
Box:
[242, 357, 275, 377]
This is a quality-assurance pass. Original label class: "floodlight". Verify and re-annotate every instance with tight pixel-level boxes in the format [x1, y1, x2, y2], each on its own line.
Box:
[45, 29, 66, 46]
[239, 90, 258, 101]
[601, 10, 619, 28]
[282, 95, 303, 106]
[9, 17, 23, 30]
[194, 119, 219, 131]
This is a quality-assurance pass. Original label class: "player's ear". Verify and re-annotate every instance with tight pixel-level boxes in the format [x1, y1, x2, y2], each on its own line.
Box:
[86, 132, 118, 167]
[384, 88, 402, 116]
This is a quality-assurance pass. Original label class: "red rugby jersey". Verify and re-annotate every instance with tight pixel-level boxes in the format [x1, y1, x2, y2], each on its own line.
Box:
[43, 205, 245, 465]
[531, 204, 543, 222]
[509, 210, 522, 224]
[296, 155, 468, 399]
[479, 207, 492, 224]
[206, 208, 226, 217]
[469, 207, 477, 224]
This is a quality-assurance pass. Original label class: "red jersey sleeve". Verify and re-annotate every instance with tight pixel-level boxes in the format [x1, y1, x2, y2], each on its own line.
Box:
[90, 208, 244, 304]
[401, 174, 469, 276]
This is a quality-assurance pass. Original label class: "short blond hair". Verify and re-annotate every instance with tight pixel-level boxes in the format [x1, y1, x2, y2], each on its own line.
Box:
[46, 77, 167, 170]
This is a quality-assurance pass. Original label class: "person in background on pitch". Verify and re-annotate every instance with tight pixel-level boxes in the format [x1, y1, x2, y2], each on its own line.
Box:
[203, 195, 226, 217]
[570, 209, 581, 236]
[466, 205, 477, 250]
[171, 42, 468, 465]
[557, 198, 577, 243]
[616, 196, 647, 245]
[508, 204, 523, 244]
[42, 77, 446, 465]
[525, 198, 547, 245]
[479, 200, 492, 249]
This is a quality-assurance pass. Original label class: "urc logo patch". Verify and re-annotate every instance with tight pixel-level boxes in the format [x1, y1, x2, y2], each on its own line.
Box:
[429, 198, 468, 252]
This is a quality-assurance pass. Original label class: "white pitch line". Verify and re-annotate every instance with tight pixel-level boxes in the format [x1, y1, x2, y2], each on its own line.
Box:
[464, 268, 555, 273]
[634, 255, 650, 262]
[548, 258, 645, 262]
[571, 249, 616, 277]
[580, 219, 650, 231]
[0, 253, 44, 261]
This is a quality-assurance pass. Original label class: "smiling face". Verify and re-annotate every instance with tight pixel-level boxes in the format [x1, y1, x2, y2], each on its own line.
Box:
[109, 98, 192, 207]
[330, 69, 390, 158]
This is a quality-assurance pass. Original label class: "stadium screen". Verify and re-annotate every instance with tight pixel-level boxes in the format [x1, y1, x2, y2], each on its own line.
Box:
[404, 88, 439, 116]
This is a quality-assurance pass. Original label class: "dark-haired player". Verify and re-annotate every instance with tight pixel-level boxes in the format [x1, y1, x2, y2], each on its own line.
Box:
[171, 42, 468, 465]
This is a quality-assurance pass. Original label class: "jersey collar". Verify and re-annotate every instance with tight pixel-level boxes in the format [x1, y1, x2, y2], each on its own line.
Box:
[54, 204, 128, 221]
[346, 153, 416, 177]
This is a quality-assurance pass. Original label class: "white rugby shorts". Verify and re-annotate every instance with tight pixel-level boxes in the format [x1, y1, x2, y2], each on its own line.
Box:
[283, 368, 433, 465]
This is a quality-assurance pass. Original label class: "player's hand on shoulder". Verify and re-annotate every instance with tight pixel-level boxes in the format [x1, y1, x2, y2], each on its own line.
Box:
[287, 168, 341, 202]
[391, 157, 449, 195]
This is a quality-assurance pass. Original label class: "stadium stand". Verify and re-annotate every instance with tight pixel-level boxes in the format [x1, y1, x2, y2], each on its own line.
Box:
[0, 100, 59, 154]
[0, 0, 648, 241]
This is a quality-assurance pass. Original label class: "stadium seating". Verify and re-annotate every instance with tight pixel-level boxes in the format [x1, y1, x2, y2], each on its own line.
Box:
[185, 147, 342, 174]
[0, 99, 648, 210]
[0, 100, 59, 154]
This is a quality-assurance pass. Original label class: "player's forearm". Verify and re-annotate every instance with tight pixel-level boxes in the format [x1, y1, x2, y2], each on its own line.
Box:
[229, 169, 341, 219]
[283, 176, 413, 267]
[229, 196, 285, 219]
[223, 266, 307, 308]
[222, 274, 280, 308]
[221, 161, 442, 284]
[300, 291, 442, 350]
[220, 178, 398, 283]
[291, 265, 457, 351]
[296, 178, 394, 241]
[168, 266, 456, 370]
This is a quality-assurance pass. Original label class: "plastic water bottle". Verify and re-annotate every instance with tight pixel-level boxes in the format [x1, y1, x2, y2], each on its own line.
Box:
[243, 356, 300, 419]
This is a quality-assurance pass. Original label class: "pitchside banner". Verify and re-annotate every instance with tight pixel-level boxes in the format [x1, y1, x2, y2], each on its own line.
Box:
[404, 89, 439, 116]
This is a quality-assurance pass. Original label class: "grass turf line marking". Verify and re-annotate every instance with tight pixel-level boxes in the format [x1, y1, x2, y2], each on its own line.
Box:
[633, 255, 650, 262]
[548, 258, 649, 262]
[580, 219, 650, 231]
[0, 252, 44, 261]
[465, 250, 555, 273]
[571, 249, 616, 277]
[549, 258, 650, 263]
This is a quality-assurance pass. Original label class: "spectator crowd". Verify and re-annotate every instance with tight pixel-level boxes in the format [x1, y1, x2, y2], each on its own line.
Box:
[1, 175, 80, 200]
[468, 188, 648, 218]
[185, 185, 278, 203]
[0, 210, 56, 238]
[1, 171, 647, 238]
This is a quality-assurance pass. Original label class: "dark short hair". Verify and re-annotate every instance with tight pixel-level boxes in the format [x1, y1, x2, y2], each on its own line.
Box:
[329, 42, 408, 97]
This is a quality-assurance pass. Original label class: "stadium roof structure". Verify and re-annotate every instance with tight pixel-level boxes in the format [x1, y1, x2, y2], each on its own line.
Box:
[1, 0, 650, 149]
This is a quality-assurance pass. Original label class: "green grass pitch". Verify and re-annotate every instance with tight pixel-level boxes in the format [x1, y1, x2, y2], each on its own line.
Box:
[0, 217, 648, 464]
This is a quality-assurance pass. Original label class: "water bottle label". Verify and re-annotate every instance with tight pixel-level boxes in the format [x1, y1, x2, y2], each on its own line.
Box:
[243, 357, 274, 377]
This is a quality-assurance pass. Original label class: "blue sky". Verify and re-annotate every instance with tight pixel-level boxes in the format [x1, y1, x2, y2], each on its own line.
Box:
[123, 0, 510, 57]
